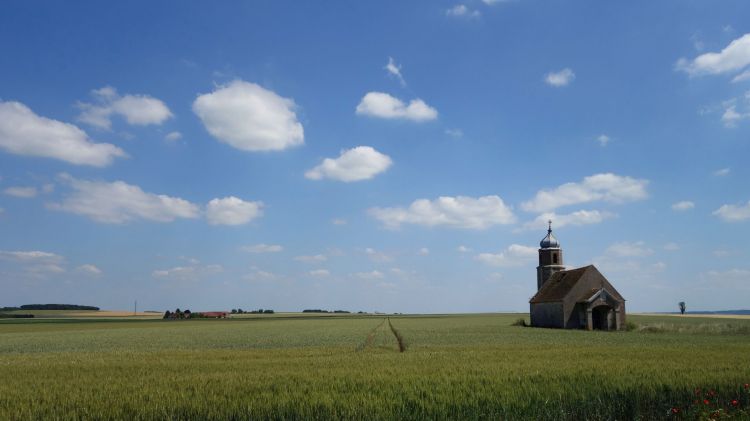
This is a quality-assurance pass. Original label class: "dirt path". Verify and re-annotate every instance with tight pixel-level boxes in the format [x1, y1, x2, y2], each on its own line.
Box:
[356, 318, 406, 352]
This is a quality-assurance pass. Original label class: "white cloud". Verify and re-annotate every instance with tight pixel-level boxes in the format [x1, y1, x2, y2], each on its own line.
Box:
[522, 210, 616, 230]
[308, 269, 330, 277]
[676, 33, 750, 76]
[699, 269, 750, 290]
[663, 242, 680, 251]
[152, 264, 223, 281]
[305, 146, 392, 182]
[164, 131, 182, 142]
[76, 264, 102, 275]
[714, 167, 731, 176]
[4, 186, 37, 198]
[365, 248, 393, 263]
[457, 245, 472, 253]
[241, 244, 283, 253]
[0, 250, 66, 276]
[369, 195, 515, 230]
[50, 174, 200, 224]
[42, 184, 54, 194]
[446, 4, 480, 18]
[205, 196, 263, 226]
[482, 0, 512, 4]
[385, 57, 406, 86]
[713, 200, 750, 222]
[605, 241, 653, 258]
[418, 247, 430, 256]
[521, 173, 649, 213]
[721, 104, 748, 127]
[193, 80, 304, 152]
[295, 254, 328, 263]
[544, 68, 575, 87]
[475, 244, 537, 267]
[77, 86, 173, 129]
[354, 270, 384, 280]
[445, 128, 464, 138]
[732, 69, 750, 83]
[596, 134, 611, 147]
[671, 201, 695, 211]
[356, 92, 437, 122]
[0, 101, 126, 167]
[244, 269, 278, 282]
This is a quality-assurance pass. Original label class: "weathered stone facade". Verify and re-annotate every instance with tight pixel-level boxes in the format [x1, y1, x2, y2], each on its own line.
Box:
[529, 224, 626, 331]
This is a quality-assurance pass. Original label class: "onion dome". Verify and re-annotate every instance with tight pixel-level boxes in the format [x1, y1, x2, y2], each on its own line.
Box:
[540, 220, 560, 248]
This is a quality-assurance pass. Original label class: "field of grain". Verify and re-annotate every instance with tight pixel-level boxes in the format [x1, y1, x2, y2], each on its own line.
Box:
[1, 313, 749, 419]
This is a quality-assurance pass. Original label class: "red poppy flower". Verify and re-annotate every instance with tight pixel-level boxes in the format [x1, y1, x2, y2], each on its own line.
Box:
[732, 399, 739, 407]
[704, 399, 710, 405]
[671, 407, 680, 414]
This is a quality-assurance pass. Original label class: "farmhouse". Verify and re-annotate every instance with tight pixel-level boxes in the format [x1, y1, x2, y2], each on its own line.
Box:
[529, 222, 626, 330]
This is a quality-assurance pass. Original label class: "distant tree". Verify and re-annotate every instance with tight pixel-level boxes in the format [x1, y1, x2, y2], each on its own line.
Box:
[679, 301, 686, 315]
[263, 309, 274, 314]
[184, 309, 191, 319]
[237, 308, 243, 314]
[163, 310, 172, 319]
[231, 309, 237, 314]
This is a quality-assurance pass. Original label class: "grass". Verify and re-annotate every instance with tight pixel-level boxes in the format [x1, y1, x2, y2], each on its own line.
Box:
[1, 313, 749, 419]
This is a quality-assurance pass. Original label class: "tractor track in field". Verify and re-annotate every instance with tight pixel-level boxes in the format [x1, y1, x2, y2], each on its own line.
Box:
[356, 318, 406, 352]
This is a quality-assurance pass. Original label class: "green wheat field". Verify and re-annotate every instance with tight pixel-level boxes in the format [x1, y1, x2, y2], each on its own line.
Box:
[1, 313, 749, 420]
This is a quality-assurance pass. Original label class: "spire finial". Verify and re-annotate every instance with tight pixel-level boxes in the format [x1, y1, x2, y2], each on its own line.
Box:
[548, 219, 552, 233]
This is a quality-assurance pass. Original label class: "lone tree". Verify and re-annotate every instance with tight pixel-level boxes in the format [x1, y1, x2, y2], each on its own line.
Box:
[678, 301, 686, 315]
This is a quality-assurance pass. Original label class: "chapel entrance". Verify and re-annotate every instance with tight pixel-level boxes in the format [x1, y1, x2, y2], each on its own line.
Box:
[591, 305, 613, 330]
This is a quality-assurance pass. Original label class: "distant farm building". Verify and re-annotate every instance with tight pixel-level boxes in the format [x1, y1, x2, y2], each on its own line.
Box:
[529, 222, 626, 330]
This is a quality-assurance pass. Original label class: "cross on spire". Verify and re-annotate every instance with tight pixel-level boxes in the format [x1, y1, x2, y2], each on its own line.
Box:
[548, 220, 552, 233]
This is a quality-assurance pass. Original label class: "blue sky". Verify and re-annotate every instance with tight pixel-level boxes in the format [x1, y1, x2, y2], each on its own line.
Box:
[1, 1, 749, 313]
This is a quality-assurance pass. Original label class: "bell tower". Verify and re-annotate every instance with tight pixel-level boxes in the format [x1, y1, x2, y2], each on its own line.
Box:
[537, 220, 565, 290]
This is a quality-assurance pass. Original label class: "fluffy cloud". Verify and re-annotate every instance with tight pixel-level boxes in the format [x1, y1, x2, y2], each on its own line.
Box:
[544, 68, 575, 87]
[164, 131, 182, 142]
[418, 248, 430, 256]
[0, 101, 126, 167]
[596, 134, 611, 147]
[308, 269, 330, 277]
[76, 264, 102, 275]
[305, 146, 392, 182]
[713, 200, 750, 222]
[385, 57, 406, 86]
[295, 254, 328, 263]
[242, 244, 283, 253]
[369, 195, 516, 230]
[475, 244, 537, 267]
[699, 269, 750, 290]
[714, 167, 731, 177]
[152, 263, 223, 281]
[356, 92, 437, 122]
[205, 197, 263, 226]
[521, 173, 649, 213]
[354, 270, 384, 280]
[365, 248, 393, 263]
[193, 80, 304, 152]
[4, 186, 37, 198]
[732, 70, 750, 83]
[77, 86, 172, 129]
[522, 210, 616, 230]
[0, 250, 66, 276]
[50, 174, 200, 224]
[671, 201, 695, 211]
[446, 4, 480, 18]
[457, 245, 472, 253]
[676, 33, 750, 76]
[605, 241, 653, 258]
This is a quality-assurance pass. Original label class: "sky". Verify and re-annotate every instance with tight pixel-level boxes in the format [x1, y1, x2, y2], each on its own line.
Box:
[0, 1, 749, 313]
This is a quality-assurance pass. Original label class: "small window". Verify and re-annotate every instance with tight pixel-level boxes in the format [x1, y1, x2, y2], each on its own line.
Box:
[553, 254, 558, 264]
